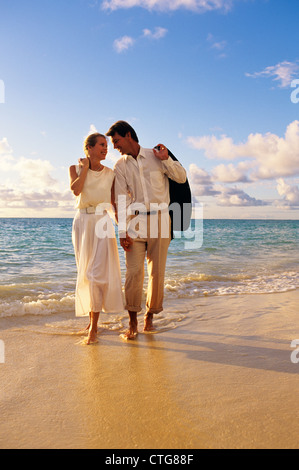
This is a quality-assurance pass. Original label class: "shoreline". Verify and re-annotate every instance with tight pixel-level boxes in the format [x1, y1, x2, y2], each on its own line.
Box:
[1, 290, 299, 449]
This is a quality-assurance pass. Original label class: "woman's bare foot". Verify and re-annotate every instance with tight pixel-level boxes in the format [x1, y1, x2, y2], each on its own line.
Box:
[143, 312, 155, 332]
[77, 324, 90, 335]
[77, 313, 93, 335]
[85, 312, 100, 344]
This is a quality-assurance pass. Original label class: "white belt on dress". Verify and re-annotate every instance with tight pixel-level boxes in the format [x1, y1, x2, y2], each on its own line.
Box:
[79, 206, 169, 215]
[79, 206, 97, 214]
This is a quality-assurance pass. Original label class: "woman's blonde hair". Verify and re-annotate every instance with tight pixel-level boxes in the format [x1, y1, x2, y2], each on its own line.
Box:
[83, 133, 106, 156]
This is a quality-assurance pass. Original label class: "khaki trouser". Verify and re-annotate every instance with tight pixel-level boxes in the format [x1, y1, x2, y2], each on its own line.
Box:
[124, 212, 171, 314]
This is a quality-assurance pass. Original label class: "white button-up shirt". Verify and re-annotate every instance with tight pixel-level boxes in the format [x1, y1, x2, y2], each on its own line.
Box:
[113, 146, 187, 236]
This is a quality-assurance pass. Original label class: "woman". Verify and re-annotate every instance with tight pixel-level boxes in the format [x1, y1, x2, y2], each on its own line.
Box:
[69, 133, 124, 344]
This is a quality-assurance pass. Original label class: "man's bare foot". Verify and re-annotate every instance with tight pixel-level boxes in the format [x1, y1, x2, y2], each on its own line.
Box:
[120, 311, 138, 340]
[120, 329, 138, 341]
[86, 328, 98, 344]
[143, 312, 155, 332]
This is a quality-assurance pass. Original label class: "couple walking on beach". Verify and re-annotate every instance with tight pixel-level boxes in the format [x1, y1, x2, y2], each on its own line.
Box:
[69, 121, 188, 344]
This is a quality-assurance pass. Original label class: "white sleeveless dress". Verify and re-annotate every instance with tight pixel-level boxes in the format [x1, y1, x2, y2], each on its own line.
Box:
[72, 166, 124, 316]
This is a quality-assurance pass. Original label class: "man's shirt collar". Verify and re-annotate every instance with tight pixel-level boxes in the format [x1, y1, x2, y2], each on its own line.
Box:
[125, 146, 146, 161]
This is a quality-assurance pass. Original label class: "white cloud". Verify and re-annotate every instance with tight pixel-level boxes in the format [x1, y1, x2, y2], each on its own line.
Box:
[207, 33, 227, 51]
[143, 27, 168, 40]
[277, 178, 299, 207]
[113, 26, 167, 54]
[211, 40, 227, 50]
[188, 134, 239, 160]
[16, 156, 57, 189]
[89, 124, 98, 134]
[187, 120, 299, 180]
[217, 186, 267, 207]
[188, 121, 299, 210]
[246, 60, 299, 88]
[212, 162, 252, 183]
[0, 188, 71, 205]
[113, 35, 135, 53]
[218, 188, 267, 207]
[0, 140, 73, 214]
[0, 137, 13, 155]
[189, 162, 267, 206]
[102, 0, 234, 13]
[188, 164, 219, 197]
[189, 163, 213, 185]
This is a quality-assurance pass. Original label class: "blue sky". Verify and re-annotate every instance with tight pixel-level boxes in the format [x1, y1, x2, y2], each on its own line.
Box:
[1, 0, 299, 218]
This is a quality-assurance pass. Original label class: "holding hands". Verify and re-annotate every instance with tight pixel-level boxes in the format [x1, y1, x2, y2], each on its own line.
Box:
[120, 233, 133, 252]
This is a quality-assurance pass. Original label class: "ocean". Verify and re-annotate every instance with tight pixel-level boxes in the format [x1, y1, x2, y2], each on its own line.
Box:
[0, 218, 298, 319]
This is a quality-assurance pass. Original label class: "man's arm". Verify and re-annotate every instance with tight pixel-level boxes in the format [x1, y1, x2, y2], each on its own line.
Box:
[113, 161, 134, 251]
[153, 145, 187, 184]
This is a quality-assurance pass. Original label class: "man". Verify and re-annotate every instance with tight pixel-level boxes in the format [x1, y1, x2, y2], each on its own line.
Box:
[106, 121, 187, 339]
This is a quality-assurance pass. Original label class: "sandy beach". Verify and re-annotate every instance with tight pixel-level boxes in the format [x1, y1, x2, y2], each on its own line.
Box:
[1, 290, 299, 449]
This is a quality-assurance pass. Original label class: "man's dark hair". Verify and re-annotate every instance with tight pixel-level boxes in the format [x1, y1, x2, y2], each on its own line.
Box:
[106, 120, 139, 143]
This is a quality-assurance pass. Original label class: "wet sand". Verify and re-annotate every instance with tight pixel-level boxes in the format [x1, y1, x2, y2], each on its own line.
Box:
[0, 290, 299, 449]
